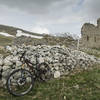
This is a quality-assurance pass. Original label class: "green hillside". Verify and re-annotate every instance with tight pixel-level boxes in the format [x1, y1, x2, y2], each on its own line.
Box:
[0, 24, 77, 51]
[0, 24, 45, 47]
[0, 35, 14, 46]
[0, 24, 44, 36]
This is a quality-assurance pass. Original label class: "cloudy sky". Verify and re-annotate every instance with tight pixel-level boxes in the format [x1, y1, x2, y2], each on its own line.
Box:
[0, 0, 100, 36]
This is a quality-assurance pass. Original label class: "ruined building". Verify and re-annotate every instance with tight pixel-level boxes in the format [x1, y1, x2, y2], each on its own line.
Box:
[81, 18, 100, 48]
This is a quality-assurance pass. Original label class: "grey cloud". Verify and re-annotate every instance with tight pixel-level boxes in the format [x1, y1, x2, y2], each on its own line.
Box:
[0, 0, 79, 14]
[1, 0, 100, 35]
[0, 0, 83, 35]
[81, 0, 100, 19]
[0, 0, 80, 26]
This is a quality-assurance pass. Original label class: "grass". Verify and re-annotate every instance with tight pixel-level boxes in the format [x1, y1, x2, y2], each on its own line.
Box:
[85, 51, 100, 58]
[0, 49, 10, 56]
[0, 35, 14, 46]
[81, 48, 100, 58]
[0, 49, 6, 55]
[0, 65, 100, 100]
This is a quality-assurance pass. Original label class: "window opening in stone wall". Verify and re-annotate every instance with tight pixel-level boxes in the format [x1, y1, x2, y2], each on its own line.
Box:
[87, 36, 89, 41]
[94, 37, 96, 42]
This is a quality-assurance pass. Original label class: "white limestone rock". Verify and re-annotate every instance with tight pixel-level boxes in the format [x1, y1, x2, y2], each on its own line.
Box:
[54, 71, 61, 78]
[0, 59, 3, 66]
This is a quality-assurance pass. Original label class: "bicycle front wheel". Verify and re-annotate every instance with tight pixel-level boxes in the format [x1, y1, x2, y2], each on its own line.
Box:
[6, 69, 34, 96]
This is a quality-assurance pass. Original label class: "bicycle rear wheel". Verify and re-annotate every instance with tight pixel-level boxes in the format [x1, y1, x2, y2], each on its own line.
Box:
[6, 69, 34, 96]
[38, 63, 51, 81]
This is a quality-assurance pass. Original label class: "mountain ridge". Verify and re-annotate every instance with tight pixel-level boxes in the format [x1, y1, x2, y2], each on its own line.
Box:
[0, 24, 44, 36]
[0, 24, 77, 49]
[0, 24, 46, 46]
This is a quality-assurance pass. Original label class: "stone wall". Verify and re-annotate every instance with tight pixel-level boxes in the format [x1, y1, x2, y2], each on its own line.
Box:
[0, 44, 99, 87]
[81, 18, 100, 48]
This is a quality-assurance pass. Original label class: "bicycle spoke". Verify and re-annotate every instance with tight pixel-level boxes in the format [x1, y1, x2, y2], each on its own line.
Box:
[7, 69, 33, 96]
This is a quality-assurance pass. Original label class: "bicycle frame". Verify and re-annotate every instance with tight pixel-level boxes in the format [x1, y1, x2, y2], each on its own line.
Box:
[21, 55, 39, 74]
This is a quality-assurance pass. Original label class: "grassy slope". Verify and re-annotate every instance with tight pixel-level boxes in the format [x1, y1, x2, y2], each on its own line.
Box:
[0, 35, 14, 46]
[0, 35, 13, 55]
[81, 48, 100, 58]
[0, 65, 100, 100]
[0, 24, 44, 36]
[0, 25, 76, 47]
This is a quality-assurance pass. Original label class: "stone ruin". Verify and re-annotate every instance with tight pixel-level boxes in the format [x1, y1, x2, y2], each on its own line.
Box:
[81, 18, 100, 48]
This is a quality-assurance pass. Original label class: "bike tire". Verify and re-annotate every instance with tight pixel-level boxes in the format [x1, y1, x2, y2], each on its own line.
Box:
[6, 69, 34, 96]
[38, 63, 51, 81]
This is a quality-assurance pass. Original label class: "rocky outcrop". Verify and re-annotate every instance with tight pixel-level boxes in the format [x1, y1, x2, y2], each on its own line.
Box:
[0, 45, 99, 87]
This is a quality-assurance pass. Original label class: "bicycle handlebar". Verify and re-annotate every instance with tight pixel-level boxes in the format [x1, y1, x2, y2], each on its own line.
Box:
[19, 51, 40, 62]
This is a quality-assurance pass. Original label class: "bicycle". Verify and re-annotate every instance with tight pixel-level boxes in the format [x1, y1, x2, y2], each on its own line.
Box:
[6, 51, 51, 96]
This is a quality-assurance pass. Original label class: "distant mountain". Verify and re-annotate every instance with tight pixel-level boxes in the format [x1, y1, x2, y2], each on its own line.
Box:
[53, 32, 81, 40]
[0, 24, 44, 36]
[0, 24, 77, 49]
[0, 24, 45, 46]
